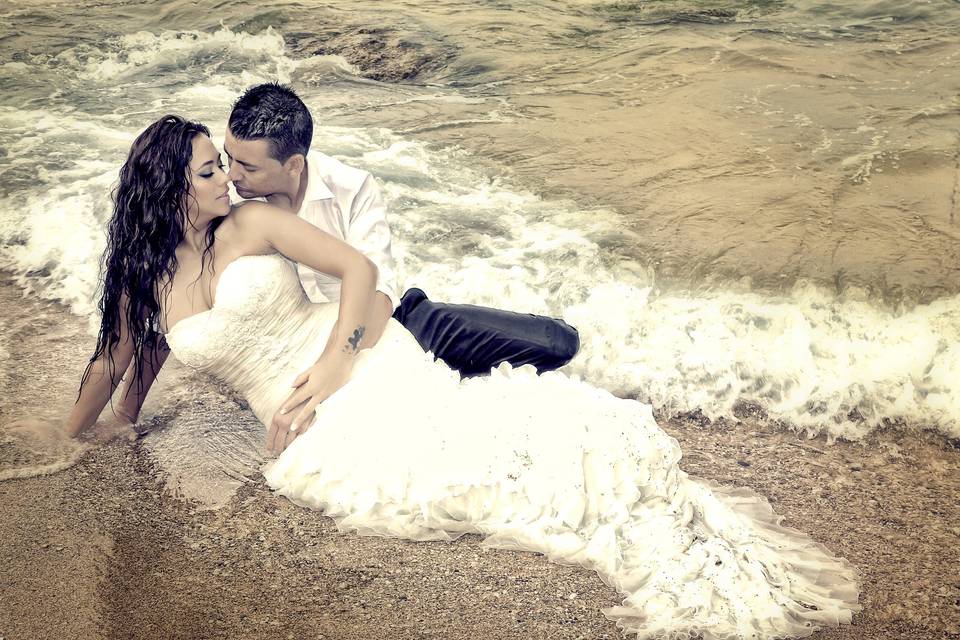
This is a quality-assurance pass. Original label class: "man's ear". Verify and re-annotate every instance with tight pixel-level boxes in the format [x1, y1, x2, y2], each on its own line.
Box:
[284, 153, 306, 176]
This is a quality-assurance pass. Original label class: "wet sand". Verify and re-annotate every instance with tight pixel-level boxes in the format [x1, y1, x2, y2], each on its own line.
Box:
[1, 275, 959, 640]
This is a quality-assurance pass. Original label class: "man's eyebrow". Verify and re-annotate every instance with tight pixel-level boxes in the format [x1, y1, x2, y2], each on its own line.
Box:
[224, 149, 257, 168]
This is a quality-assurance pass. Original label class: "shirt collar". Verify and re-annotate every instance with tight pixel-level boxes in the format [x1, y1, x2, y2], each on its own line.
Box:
[302, 153, 335, 202]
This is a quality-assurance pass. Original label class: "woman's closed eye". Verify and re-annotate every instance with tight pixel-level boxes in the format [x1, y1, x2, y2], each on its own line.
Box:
[200, 162, 226, 178]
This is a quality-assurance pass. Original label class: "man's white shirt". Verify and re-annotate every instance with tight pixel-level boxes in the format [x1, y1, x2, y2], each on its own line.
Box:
[231, 150, 400, 310]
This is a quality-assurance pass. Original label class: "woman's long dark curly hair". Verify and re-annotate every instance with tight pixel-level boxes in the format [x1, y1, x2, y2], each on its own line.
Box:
[82, 114, 220, 395]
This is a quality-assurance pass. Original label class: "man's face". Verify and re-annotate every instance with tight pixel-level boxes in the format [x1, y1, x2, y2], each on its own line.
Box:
[224, 128, 289, 199]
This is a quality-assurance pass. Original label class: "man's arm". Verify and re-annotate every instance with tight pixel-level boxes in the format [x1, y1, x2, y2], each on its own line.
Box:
[346, 174, 398, 341]
[302, 172, 395, 344]
[345, 173, 401, 311]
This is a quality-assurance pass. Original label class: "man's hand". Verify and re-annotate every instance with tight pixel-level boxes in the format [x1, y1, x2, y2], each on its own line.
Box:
[91, 412, 138, 444]
[113, 404, 138, 425]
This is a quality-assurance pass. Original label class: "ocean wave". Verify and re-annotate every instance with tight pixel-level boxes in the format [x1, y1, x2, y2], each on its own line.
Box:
[72, 26, 292, 82]
[4, 117, 960, 441]
[1, 19, 958, 443]
[336, 131, 960, 443]
[566, 282, 960, 442]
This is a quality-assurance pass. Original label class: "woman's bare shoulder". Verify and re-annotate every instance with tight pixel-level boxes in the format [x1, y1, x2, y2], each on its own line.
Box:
[229, 200, 286, 224]
[220, 203, 285, 252]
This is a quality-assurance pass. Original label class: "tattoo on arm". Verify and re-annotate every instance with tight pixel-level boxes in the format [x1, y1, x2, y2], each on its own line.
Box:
[344, 325, 366, 354]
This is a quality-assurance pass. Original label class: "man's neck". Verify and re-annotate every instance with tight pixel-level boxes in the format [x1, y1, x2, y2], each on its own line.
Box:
[265, 158, 309, 213]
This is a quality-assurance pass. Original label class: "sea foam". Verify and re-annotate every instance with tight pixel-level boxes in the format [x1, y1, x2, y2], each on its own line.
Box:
[1, 26, 958, 443]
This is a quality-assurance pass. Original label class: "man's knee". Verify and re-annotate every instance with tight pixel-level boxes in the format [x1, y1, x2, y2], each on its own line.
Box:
[392, 287, 429, 324]
[539, 321, 580, 370]
[394, 287, 581, 373]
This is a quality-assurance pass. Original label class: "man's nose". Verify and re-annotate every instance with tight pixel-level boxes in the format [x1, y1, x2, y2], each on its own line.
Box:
[227, 163, 242, 182]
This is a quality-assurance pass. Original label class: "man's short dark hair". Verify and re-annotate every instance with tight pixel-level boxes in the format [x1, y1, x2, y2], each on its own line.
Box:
[229, 82, 313, 161]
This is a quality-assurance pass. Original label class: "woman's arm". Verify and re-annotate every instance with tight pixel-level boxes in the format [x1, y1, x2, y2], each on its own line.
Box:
[114, 336, 170, 423]
[231, 203, 378, 453]
[65, 296, 137, 438]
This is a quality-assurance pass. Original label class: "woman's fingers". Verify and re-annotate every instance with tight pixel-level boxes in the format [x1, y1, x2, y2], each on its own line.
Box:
[266, 421, 280, 455]
[280, 387, 311, 415]
[267, 411, 291, 455]
[291, 369, 311, 388]
[291, 396, 324, 432]
[282, 428, 297, 452]
[276, 411, 316, 455]
[280, 367, 318, 414]
[274, 384, 338, 454]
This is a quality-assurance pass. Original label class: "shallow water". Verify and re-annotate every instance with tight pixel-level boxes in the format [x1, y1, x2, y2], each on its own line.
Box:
[0, 276, 264, 507]
[0, 0, 958, 495]
[4, 0, 958, 299]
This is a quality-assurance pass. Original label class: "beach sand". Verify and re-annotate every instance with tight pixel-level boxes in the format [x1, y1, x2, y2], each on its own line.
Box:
[1, 274, 959, 640]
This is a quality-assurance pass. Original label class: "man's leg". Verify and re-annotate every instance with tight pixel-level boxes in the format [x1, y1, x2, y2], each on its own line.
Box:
[392, 288, 580, 377]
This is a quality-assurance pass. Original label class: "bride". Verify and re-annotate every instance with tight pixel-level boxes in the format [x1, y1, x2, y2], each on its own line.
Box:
[44, 115, 859, 639]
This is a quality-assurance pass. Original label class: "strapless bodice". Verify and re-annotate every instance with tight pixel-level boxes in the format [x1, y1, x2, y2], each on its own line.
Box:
[165, 254, 339, 424]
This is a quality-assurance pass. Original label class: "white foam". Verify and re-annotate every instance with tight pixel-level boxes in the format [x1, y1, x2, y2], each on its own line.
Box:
[73, 26, 294, 83]
[0, 109, 130, 318]
[565, 282, 960, 441]
[2, 27, 958, 443]
[301, 129, 960, 441]
[0, 425, 91, 482]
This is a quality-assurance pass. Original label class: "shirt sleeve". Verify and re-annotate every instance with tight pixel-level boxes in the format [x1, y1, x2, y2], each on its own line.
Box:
[344, 173, 401, 311]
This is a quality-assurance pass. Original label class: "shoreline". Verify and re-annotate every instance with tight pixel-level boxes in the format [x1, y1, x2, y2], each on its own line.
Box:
[1, 275, 959, 639]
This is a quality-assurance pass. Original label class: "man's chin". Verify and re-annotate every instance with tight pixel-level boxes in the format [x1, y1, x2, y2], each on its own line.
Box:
[235, 188, 259, 199]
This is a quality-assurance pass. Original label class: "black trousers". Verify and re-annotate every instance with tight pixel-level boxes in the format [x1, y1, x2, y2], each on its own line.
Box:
[391, 288, 580, 377]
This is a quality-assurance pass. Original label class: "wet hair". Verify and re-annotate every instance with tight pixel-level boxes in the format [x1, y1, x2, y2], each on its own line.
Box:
[82, 114, 218, 397]
[228, 82, 313, 161]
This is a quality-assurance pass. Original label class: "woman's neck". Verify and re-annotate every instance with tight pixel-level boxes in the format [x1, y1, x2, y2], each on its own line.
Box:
[182, 218, 215, 255]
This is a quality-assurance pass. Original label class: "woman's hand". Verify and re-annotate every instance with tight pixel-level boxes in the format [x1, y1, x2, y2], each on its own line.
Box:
[267, 400, 302, 456]
[4, 419, 72, 448]
[269, 353, 353, 456]
[6, 415, 135, 447]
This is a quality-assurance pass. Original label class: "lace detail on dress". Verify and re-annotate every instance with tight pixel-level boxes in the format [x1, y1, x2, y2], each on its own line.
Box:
[165, 254, 340, 423]
[165, 253, 860, 640]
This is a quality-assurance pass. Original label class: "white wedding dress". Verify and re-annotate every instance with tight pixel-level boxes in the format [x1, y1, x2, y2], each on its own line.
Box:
[165, 253, 859, 640]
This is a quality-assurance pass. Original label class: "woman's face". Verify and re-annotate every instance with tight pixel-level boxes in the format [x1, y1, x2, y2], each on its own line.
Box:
[186, 134, 231, 221]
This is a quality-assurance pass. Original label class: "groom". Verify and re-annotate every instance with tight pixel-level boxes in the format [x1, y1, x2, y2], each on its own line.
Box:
[116, 83, 579, 425]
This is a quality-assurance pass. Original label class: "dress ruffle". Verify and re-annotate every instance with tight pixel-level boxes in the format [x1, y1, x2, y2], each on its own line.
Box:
[166, 255, 859, 639]
[265, 357, 859, 640]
